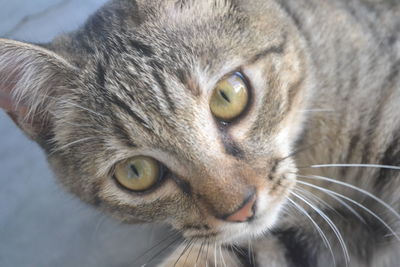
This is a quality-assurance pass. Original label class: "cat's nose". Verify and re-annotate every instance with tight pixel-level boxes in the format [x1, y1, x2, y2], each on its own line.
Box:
[222, 192, 257, 223]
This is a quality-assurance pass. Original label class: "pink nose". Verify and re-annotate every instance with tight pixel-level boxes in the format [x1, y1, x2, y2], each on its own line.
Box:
[225, 195, 257, 223]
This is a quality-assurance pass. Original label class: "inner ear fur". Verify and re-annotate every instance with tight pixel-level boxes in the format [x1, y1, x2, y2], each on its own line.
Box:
[0, 38, 77, 145]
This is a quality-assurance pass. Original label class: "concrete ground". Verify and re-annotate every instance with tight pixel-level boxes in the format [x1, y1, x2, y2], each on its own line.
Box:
[0, 1, 169, 266]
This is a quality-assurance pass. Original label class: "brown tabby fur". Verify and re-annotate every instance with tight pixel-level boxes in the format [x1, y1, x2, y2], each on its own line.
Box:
[1, 0, 400, 266]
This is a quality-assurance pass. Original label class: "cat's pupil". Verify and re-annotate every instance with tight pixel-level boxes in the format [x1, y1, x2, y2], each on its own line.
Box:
[130, 165, 140, 178]
[219, 90, 231, 103]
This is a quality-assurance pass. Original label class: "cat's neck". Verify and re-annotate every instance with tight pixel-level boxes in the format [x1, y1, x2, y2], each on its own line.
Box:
[281, 0, 400, 170]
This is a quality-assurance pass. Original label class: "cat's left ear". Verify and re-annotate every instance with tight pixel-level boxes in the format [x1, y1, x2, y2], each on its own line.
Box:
[0, 38, 77, 145]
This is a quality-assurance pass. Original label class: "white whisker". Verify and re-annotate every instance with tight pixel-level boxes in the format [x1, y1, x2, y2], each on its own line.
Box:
[297, 174, 400, 221]
[294, 187, 337, 213]
[295, 185, 366, 224]
[309, 164, 400, 171]
[322, 188, 366, 224]
[249, 239, 255, 265]
[205, 240, 210, 267]
[214, 242, 217, 267]
[300, 109, 335, 113]
[287, 197, 336, 267]
[183, 241, 195, 267]
[296, 179, 400, 241]
[219, 244, 226, 267]
[291, 191, 350, 265]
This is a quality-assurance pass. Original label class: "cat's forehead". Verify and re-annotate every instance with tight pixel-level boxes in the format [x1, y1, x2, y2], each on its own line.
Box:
[62, 0, 286, 151]
[75, 0, 283, 75]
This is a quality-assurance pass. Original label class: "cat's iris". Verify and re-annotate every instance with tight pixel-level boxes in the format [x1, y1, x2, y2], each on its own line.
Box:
[114, 156, 162, 192]
[210, 72, 249, 122]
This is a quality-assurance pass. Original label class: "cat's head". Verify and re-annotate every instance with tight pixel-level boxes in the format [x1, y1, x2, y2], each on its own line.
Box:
[0, 0, 312, 242]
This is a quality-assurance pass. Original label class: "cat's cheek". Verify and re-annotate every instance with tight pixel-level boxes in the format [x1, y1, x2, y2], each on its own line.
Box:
[252, 195, 288, 234]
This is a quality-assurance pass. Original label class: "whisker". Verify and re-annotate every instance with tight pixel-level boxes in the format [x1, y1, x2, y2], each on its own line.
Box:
[144, 234, 182, 266]
[301, 163, 400, 171]
[133, 231, 179, 264]
[219, 244, 227, 267]
[295, 186, 367, 224]
[90, 215, 108, 245]
[301, 185, 367, 224]
[280, 139, 326, 162]
[299, 108, 335, 113]
[205, 240, 210, 267]
[247, 240, 252, 266]
[214, 242, 218, 267]
[173, 239, 193, 267]
[287, 197, 336, 267]
[183, 240, 196, 267]
[250, 240, 255, 266]
[196, 241, 205, 266]
[296, 179, 400, 241]
[294, 187, 338, 214]
[291, 191, 350, 265]
[297, 174, 400, 221]
[231, 243, 246, 256]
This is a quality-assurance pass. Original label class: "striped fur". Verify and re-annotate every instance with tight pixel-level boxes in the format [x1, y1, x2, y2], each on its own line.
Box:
[1, 0, 400, 266]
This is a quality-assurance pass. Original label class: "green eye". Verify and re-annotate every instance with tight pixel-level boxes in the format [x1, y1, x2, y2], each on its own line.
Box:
[210, 72, 249, 122]
[114, 156, 162, 192]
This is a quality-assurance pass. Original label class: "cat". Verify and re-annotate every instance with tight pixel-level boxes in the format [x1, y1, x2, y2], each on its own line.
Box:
[1, 0, 400, 266]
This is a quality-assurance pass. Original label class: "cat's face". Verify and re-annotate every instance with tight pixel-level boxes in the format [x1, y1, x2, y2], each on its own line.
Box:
[0, 0, 311, 243]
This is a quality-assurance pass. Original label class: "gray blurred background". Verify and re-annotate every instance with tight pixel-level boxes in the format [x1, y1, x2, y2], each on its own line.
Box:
[0, 1, 170, 266]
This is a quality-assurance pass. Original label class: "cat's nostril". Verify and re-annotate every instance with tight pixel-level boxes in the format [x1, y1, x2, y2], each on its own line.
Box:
[222, 192, 257, 223]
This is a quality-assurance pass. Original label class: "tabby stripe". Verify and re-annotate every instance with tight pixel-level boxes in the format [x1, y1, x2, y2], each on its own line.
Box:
[149, 59, 164, 71]
[287, 75, 306, 113]
[87, 11, 108, 43]
[96, 62, 106, 89]
[249, 37, 286, 64]
[223, 136, 245, 159]
[362, 59, 400, 165]
[114, 34, 128, 54]
[341, 65, 361, 177]
[274, 228, 317, 267]
[90, 181, 103, 207]
[341, 133, 362, 177]
[108, 93, 152, 131]
[388, 21, 399, 46]
[277, 0, 312, 47]
[96, 62, 150, 132]
[111, 115, 137, 148]
[75, 33, 95, 54]
[152, 70, 176, 113]
[176, 68, 201, 97]
[375, 128, 400, 188]
[129, 39, 154, 57]
[95, 60, 144, 140]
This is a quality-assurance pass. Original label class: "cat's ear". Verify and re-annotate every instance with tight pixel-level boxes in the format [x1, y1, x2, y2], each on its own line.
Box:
[0, 38, 77, 144]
